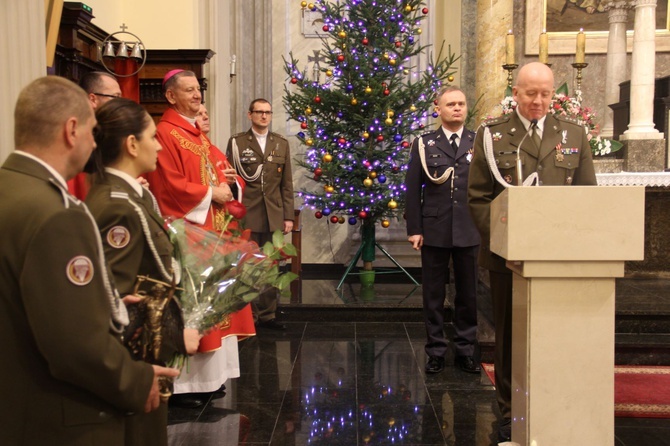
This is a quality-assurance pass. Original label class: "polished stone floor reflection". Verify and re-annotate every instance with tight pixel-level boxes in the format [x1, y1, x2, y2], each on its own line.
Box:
[168, 277, 670, 445]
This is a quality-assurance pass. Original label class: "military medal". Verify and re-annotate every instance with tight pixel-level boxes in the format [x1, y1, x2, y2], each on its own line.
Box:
[555, 143, 564, 162]
[492, 132, 502, 141]
[561, 130, 568, 144]
[267, 155, 273, 162]
[566, 176, 573, 185]
[504, 174, 513, 184]
[66, 256, 94, 286]
[427, 139, 436, 146]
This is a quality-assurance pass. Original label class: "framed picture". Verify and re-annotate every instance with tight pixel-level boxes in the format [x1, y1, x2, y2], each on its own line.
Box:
[525, 0, 670, 55]
[302, 9, 325, 38]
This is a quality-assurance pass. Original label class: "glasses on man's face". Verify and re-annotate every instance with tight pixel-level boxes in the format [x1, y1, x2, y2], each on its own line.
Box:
[251, 110, 273, 116]
[93, 92, 122, 99]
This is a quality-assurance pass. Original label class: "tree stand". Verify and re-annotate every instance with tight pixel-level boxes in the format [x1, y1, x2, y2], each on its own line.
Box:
[336, 223, 419, 290]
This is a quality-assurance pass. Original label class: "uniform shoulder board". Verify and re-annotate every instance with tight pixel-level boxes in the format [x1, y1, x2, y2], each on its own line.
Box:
[481, 114, 511, 128]
[554, 114, 583, 126]
[270, 131, 287, 141]
[232, 131, 247, 138]
[110, 190, 130, 200]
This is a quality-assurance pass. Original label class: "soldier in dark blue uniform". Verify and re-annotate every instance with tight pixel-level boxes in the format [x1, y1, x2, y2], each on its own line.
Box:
[405, 86, 481, 375]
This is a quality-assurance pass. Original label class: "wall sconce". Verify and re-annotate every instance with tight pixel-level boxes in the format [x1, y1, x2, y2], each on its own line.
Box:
[101, 24, 147, 77]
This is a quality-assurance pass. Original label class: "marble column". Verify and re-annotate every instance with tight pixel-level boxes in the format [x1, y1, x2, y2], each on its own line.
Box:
[622, 0, 665, 171]
[601, 2, 630, 139]
[623, 0, 662, 138]
[0, 0, 46, 162]
[475, 0, 514, 125]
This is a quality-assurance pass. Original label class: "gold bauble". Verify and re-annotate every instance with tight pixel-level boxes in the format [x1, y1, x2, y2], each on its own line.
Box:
[409, 104, 417, 112]
[388, 418, 396, 427]
[326, 69, 333, 77]
[385, 117, 393, 126]
[338, 30, 347, 38]
[403, 69, 410, 75]
[404, 5, 412, 12]
[301, 1, 307, 7]
[388, 199, 398, 209]
[362, 131, 370, 139]
[363, 178, 373, 187]
[338, 216, 345, 224]
[387, 110, 394, 118]
[364, 86, 372, 94]
[351, 97, 358, 105]
[381, 220, 390, 228]
[306, 138, 314, 146]
[325, 185, 335, 193]
[383, 52, 390, 59]
[389, 58, 396, 66]
[447, 75, 455, 82]
[341, 43, 347, 49]
[307, 2, 314, 9]
[369, 171, 377, 179]
[417, 28, 423, 35]
[305, 107, 312, 115]
[323, 153, 333, 162]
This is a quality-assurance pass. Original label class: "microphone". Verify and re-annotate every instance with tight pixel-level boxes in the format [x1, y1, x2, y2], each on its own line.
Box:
[515, 119, 538, 186]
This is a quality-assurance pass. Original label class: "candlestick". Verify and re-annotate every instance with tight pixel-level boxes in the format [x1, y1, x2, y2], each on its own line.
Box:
[230, 55, 236, 82]
[576, 29, 586, 64]
[539, 31, 549, 64]
[571, 62, 588, 100]
[502, 63, 519, 88]
[506, 30, 515, 65]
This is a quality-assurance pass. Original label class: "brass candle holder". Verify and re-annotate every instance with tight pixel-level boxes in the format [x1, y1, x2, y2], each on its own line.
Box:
[572, 62, 589, 98]
[502, 63, 518, 88]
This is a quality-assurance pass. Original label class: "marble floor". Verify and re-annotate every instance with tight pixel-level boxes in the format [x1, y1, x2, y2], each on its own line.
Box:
[167, 277, 670, 445]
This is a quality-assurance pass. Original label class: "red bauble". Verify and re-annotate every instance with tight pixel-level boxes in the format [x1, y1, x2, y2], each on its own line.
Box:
[330, 216, 339, 224]
[338, 137, 346, 145]
[362, 160, 370, 167]
[291, 77, 298, 84]
[358, 210, 367, 219]
[322, 25, 330, 32]
[383, 89, 390, 96]
[337, 54, 345, 62]
[402, 141, 410, 148]
[314, 96, 321, 103]
[300, 122, 308, 129]
[419, 124, 425, 129]
[395, 41, 402, 48]
[433, 99, 438, 105]
[315, 211, 323, 219]
[362, 37, 369, 45]
[376, 135, 384, 142]
[422, 7, 429, 14]
[314, 167, 323, 176]
[392, 166, 400, 172]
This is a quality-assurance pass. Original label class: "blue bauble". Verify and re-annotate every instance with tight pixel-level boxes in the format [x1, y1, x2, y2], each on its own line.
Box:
[393, 134, 403, 142]
[337, 112, 344, 119]
[298, 132, 305, 138]
[346, 84, 354, 92]
[348, 217, 358, 225]
[408, 36, 414, 44]
[432, 111, 438, 118]
[322, 208, 331, 216]
[378, 175, 387, 183]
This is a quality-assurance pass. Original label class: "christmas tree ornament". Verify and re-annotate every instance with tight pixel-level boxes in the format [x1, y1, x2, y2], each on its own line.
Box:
[291, 77, 298, 84]
[307, 2, 314, 9]
[338, 30, 347, 38]
[389, 58, 397, 66]
[387, 110, 394, 117]
[392, 166, 400, 173]
[422, 7, 429, 14]
[330, 215, 339, 224]
[300, 1, 307, 8]
[381, 219, 390, 228]
[369, 171, 377, 179]
[338, 137, 347, 145]
[337, 54, 345, 62]
[432, 111, 438, 118]
[351, 97, 358, 105]
[385, 117, 393, 126]
[314, 96, 321, 103]
[323, 153, 333, 162]
[326, 69, 333, 77]
[358, 210, 367, 219]
[364, 86, 372, 94]
[404, 4, 412, 12]
[306, 138, 314, 146]
[348, 217, 357, 225]
[393, 134, 403, 142]
[362, 37, 369, 45]
[325, 185, 335, 193]
[378, 174, 387, 183]
[362, 132, 370, 139]
[402, 141, 410, 148]
[376, 135, 384, 142]
[346, 83, 354, 92]
[408, 36, 414, 44]
[447, 74, 455, 82]
[338, 216, 345, 224]
[383, 52, 390, 59]
[322, 208, 331, 216]
[417, 28, 422, 34]
[362, 160, 371, 167]
[363, 178, 373, 187]
[305, 106, 312, 115]
[410, 104, 417, 112]
[300, 122, 308, 129]
[315, 211, 323, 219]
[403, 69, 410, 75]
[322, 25, 330, 32]
[395, 41, 402, 48]
[314, 167, 323, 176]
[388, 199, 398, 209]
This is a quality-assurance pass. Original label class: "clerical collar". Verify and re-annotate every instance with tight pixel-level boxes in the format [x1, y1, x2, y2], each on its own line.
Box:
[105, 167, 144, 197]
[516, 109, 546, 135]
[15, 150, 67, 189]
[441, 126, 463, 141]
[180, 113, 198, 127]
[252, 129, 268, 140]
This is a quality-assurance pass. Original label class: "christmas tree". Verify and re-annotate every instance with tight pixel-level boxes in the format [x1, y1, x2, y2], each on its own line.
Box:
[283, 0, 457, 271]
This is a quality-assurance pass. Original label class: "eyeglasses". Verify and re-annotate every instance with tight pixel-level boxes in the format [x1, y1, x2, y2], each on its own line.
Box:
[93, 92, 122, 99]
[250, 110, 273, 116]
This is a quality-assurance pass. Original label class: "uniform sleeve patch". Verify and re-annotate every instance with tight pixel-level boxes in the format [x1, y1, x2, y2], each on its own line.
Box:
[66, 256, 94, 286]
[107, 226, 131, 249]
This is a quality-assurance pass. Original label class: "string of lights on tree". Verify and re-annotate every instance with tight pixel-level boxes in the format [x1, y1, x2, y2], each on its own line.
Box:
[284, 0, 457, 230]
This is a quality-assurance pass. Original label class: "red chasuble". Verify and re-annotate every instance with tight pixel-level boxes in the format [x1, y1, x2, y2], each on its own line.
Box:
[146, 108, 255, 343]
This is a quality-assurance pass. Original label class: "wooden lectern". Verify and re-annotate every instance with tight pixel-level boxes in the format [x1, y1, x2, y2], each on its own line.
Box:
[490, 186, 645, 445]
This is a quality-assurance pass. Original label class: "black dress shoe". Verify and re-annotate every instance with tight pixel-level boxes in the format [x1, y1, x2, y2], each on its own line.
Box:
[168, 393, 205, 409]
[425, 355, 445, 374]
[497, 417, 511, 442]
[257, 319, 286, 331]
[455, 355, 481, 374]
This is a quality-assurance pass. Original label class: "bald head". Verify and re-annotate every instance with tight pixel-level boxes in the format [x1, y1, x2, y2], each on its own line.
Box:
[513, 62, 555, 121]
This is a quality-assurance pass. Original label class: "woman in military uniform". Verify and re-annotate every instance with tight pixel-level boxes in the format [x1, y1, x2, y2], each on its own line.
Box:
[85, 98, 200, 446]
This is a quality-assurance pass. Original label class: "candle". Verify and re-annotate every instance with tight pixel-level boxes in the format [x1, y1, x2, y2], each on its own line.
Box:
[506, 30, 515, 65]
[230, 55, 237, 76]
[576, 28, 586, 64]
[539, 30, 548, 64]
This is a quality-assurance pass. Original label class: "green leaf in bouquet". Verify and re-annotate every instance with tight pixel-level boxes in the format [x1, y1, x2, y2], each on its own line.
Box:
[276, 272, 299, 291]
[262, 241, 275, 256]
[282, 243, 297, 257]
[272, 230, 285, 248]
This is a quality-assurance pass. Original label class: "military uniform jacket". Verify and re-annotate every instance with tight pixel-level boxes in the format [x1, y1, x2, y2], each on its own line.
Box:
[405, 127, 481, 248]
[467, 112, 597, 272]
[226, 129, 294, 233]
[86, 172, 186, 365]
[0, 153, 154, 445]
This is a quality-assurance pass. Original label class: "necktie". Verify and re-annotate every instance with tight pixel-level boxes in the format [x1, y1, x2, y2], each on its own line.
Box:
[450, 133, 459, 153]
[531, 125, 542, 149]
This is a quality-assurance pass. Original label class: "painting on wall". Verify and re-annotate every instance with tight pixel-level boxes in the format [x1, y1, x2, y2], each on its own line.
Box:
[526, 0, 670, 55]
[546, 0, 668, 33]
